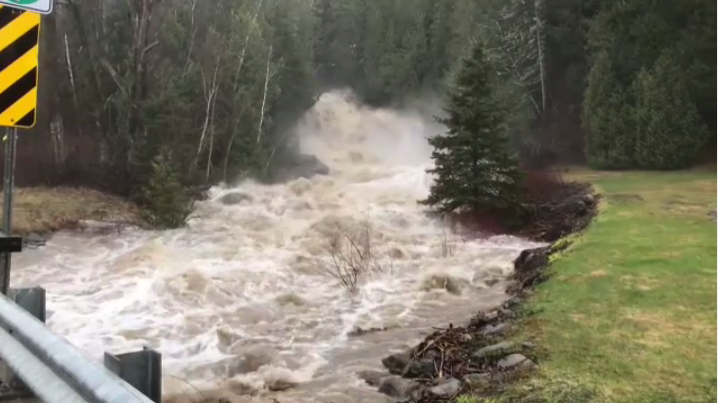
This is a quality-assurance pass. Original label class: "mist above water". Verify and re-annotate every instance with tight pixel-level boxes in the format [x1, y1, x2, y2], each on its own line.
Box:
[13, 91, 541, 402]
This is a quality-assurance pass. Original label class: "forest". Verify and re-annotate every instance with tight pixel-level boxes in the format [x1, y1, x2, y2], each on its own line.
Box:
[1, 0, 715, 226]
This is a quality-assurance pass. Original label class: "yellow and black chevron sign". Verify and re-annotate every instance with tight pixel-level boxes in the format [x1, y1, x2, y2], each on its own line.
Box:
[0, 5, 41, 129]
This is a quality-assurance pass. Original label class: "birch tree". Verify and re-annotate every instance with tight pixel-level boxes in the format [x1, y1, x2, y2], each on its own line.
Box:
[489, 0, 547, 117]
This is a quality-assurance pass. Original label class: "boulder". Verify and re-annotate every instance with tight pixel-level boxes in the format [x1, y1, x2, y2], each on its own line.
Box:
[357, 370, 391, 387]
[269, 153, 330, 183]
[348, 326, 389, 337]
[463, 373, 491, 389]
[377, 376, 421, 400]
[497, 354, 536, 371]
[502, 297, 522, 310]
[381, 350, 435, 378]
[498, 308, 516, 319]
[381, 350, 412, 375]
[218, 192, 253, 206]
[217, 352, 273, 378]
[472, 341, 515, 359]
[508, 246, 551, 293]
[24, 233, 47, 248]
[426, 378, 462, 399]
[468, 310, 499, 330]
[583, 193, 596, 206]
[266, 379, 296, 392]
[514, 247, 550, 274]
[403, 357, 436, 378]
[480, 322, 510, 337]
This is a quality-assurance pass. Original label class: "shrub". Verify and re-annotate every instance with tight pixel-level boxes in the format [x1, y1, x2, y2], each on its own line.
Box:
[317, 221, 388, 292]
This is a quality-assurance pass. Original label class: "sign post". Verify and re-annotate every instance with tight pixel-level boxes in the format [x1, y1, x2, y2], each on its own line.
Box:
[0, 3, 43, 295]
[1, 128, 18, 295]
[0, 2, 45, 397]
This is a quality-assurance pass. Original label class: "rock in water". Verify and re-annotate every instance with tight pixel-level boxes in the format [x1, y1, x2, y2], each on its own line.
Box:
[266, 379, 296, 392]
[348, 326, 389, 337]
[514, 247, 550, 274]
[381, 350, 435, 378]
[508, 246, 552, 293]
[377, 376, 421, 400]
[218, 192, 253, 206]
[357, 370, 392, 387]
[24, 233, 47, 248]
[269, 153, 330, 183]
[381, 350, 412, 375]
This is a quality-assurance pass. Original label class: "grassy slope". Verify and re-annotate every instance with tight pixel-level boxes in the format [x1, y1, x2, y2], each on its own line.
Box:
[0, 187, 141, 235]
[505, 169, 717, 403]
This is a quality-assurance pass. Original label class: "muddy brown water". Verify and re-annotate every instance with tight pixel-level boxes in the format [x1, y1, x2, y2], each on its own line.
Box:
[11, 92, 542, 403]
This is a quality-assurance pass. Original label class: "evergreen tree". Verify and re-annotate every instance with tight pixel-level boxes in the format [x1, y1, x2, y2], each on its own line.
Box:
[139, 148, 194, 229]
[632, 51, 709, 169]
[420, 40, 522, 215]
[585, 0, 715, 168]
[583, 51, 634, 168]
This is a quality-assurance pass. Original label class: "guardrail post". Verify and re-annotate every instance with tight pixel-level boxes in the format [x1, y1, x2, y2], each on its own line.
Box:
[8, 287, 46, 322]
[0, 231, 22, 296]
[104, 347, 162, 403]
[0, 286, 46, 399]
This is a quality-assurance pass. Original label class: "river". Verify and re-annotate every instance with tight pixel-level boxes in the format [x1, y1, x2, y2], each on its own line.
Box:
[12, 91, 540, 403]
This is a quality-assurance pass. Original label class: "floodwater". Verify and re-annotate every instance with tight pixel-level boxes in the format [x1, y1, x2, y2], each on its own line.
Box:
[12, 92, 541, 403]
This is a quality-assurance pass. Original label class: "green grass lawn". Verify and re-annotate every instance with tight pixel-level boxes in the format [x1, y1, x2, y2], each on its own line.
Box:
[489, 169, 717, 403]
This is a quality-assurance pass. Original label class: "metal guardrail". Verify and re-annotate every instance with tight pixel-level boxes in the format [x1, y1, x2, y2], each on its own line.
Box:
[0, 291, 160, 403]
[0, 121, 162, 401]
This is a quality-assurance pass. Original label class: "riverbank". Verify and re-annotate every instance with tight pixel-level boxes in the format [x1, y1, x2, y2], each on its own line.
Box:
[0, 187, 142, 236]
[498, 169, 716, 403]
[361, 172, 599, 402]
[366, 169, 715, 403]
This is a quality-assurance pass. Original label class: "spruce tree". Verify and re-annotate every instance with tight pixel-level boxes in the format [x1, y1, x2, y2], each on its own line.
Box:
[139, 148, 194, 229]
[420, 40, 522, 215]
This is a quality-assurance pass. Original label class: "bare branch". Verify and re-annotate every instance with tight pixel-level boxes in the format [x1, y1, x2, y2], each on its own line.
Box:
[255, 44, 273, 145]
[318, 221, 388, 293]
[223, 105, 247, 183]
[232, 0, 265, 94]
[63, 34, 78, 111]
[204, 55, 222, 182]
[193, 55, 222, 177]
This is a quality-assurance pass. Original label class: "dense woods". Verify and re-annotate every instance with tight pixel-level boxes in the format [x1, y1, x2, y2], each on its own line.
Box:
[1, 0, 714, 225]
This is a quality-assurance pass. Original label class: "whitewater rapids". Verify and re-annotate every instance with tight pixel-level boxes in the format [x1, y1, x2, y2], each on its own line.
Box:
[13, 91, 541, 403]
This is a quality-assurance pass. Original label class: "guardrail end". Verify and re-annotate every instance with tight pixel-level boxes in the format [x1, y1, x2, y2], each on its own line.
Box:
[0, 286, 46, 400]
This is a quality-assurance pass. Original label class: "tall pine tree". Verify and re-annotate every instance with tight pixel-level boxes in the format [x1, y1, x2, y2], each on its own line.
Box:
[420, 40, 522, 215]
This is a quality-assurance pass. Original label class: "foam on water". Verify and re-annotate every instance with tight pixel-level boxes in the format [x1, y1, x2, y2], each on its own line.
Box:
[13, 91, 542, 402]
